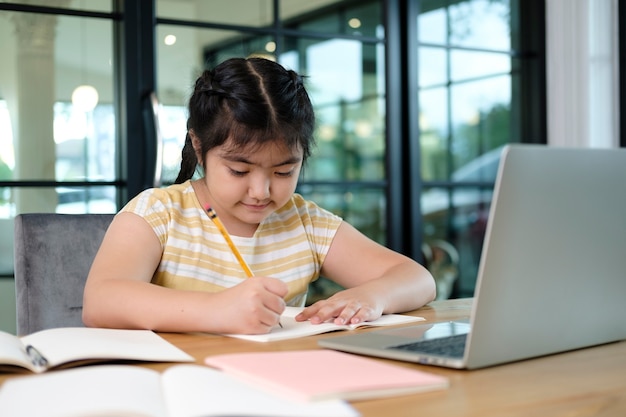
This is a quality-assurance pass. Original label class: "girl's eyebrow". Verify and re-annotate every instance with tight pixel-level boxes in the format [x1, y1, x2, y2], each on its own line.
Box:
[220, 153, 302, 167]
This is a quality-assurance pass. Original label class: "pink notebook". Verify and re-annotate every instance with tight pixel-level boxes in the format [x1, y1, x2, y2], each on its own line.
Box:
[205, 349, 449, 402]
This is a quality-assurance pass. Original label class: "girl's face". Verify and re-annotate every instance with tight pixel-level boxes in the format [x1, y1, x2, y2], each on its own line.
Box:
[201, 138, 303, 236]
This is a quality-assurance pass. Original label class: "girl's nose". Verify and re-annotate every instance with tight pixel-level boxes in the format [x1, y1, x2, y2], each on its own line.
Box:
[248, 175, 271, 200]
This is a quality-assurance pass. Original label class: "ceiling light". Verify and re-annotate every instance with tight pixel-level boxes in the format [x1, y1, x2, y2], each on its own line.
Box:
[71, 85, 99, 113]
[348, 18, 361, 29]
[265, 41, 276, 53]
[164, 34, 177, 46]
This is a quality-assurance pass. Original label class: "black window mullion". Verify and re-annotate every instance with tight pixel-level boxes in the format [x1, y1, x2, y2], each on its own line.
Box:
[406, 0, 425, 264]
[114, 0, 157, 204]
[517, 0, 547, 145]
[384, 0, 409, 255]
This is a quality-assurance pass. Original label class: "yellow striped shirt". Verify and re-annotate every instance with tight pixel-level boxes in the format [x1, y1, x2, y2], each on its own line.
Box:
[120, 181, 342, 306]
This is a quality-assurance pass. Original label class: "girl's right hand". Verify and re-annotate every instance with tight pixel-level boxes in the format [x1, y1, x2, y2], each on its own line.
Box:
[217, 276, 287, 334]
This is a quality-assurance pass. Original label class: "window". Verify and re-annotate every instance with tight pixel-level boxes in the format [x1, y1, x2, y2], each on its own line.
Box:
[156, 1, 388, 243]
[0, 0, 545, 334]
[0, 3, 120, 280]
[416, 0, 545, 297]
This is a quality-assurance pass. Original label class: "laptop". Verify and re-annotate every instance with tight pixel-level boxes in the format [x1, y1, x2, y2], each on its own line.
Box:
[319, 144, 626, 369]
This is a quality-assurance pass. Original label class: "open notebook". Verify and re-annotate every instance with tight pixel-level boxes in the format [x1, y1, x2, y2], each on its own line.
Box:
[320, 144, 626, 369]
[225, 306, 424, 342]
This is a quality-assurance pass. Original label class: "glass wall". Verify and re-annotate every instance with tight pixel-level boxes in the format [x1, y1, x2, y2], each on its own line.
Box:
[418, 0, 526, 297]
[153, 0, 541, 301]
[0, 0, 542, 314]
[0, 2, 119, 280]
[155, 0, 388, 244]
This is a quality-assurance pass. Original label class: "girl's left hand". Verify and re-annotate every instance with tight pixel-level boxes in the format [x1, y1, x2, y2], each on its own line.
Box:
[294, 288, 383, 325]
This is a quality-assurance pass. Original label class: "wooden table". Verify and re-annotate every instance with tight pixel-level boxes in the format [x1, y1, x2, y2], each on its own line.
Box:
[3, 298, 626, 416]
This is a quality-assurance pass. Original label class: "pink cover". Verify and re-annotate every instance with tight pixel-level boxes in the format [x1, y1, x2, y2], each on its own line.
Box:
[205, 349, 448, 402]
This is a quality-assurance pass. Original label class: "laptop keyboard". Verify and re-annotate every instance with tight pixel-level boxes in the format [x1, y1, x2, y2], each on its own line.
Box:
[388, 334, 467, 358]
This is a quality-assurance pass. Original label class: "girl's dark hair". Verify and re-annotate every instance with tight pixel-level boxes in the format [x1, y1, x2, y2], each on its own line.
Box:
[174, 57, 315, 184]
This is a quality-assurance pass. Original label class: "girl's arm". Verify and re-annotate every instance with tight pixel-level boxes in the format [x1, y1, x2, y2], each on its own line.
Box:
[82, 212, 286, 334]
[296, 222, 436, 325]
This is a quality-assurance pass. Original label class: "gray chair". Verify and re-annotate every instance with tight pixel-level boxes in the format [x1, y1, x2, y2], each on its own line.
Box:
[14, 213, 114, 335]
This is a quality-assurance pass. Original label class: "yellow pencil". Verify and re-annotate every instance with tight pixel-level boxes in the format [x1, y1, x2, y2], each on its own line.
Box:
[205, 205, 283, 328]
[205, 206, 254, 278]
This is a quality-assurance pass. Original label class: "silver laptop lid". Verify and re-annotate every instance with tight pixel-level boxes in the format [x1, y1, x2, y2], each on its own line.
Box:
[464, 144, 626, 368]
[319, 144, 626, 369]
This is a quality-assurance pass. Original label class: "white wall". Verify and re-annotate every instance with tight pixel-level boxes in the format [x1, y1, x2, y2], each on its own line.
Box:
[546, 0, 620, 148]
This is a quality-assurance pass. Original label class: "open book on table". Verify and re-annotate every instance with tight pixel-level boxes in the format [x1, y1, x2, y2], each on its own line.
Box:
[224, 306, 425, 342]
[0, 364, 359, 417]
[0, 327, 194, 373]
[205, 349, 449, 402]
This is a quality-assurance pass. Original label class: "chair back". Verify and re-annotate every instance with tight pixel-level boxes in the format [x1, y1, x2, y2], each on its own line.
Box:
[14, 213, 114, 335]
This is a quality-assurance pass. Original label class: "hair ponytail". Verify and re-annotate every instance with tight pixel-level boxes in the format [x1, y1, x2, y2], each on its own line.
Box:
[174, 132, 198, 184]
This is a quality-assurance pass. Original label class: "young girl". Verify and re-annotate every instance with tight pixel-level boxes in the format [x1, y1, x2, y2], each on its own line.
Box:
[82, 57, 435, 334]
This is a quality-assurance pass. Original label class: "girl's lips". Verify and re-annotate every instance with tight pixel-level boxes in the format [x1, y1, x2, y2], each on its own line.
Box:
[242, 202, 271, 211]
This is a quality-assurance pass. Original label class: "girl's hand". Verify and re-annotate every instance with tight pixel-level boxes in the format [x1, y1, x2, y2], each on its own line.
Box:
[218, 276, 287, 334]
[295, 287, 383, 326]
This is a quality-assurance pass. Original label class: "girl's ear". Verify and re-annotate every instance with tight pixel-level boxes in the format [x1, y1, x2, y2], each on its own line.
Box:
[189, 130, 204, 167]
